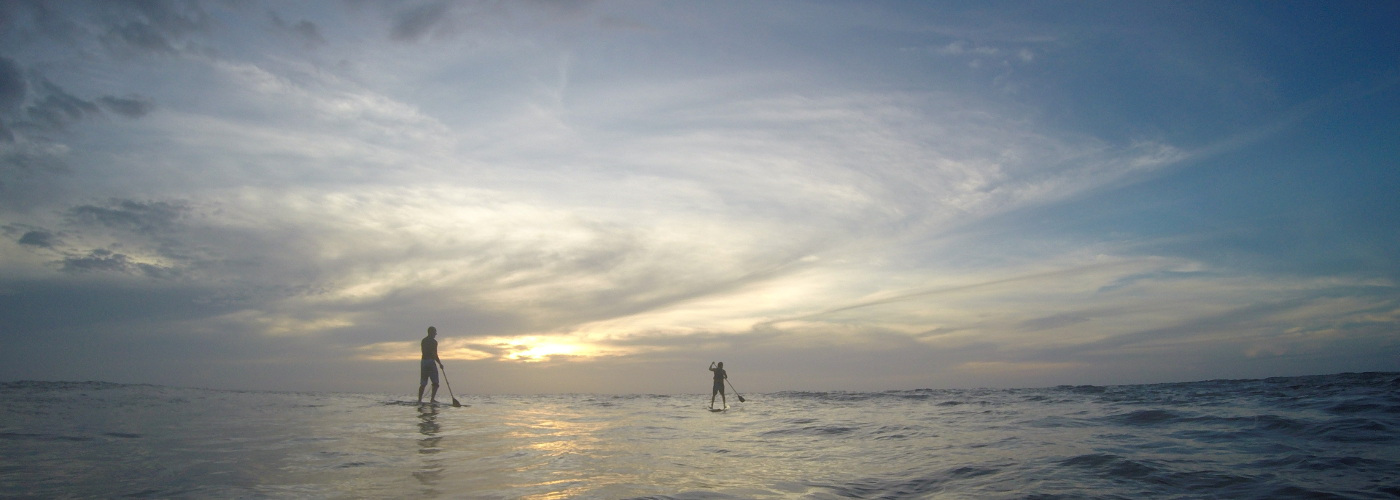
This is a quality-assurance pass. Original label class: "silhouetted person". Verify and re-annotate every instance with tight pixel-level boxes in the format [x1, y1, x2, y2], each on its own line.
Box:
[709, 361, 728, 409]
[418, 326, 442, 403]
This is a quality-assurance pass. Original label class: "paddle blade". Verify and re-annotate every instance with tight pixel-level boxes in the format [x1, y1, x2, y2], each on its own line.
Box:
[738, 395, 746, 402]
[451, 398, 462, 408]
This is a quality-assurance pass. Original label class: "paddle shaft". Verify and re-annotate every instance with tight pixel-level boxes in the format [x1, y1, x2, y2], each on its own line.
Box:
[726, 379, 745, 402]
[439, 362, 462, 407]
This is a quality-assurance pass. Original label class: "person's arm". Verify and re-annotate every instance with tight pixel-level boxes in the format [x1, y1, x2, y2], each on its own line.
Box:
[709, 362, 716, 372]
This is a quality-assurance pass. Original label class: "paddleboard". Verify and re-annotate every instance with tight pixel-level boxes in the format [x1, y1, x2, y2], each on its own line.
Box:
[383, 401, 467, 407]
[709, 408, 725, 412]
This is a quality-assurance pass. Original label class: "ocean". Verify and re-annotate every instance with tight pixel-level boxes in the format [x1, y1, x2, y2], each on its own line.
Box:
[2, 372, 1397, 499]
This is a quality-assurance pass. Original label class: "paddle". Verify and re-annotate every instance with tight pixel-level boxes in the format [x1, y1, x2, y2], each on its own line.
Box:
[438, 362, 463, 407]
[727, 379, 746, 403]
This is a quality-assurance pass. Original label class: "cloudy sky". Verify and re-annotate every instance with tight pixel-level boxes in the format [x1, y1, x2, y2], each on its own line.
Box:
[2, 1, 1397, 394]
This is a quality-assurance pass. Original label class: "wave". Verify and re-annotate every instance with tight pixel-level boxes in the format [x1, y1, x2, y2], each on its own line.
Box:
[1105, 408, 1181, 426]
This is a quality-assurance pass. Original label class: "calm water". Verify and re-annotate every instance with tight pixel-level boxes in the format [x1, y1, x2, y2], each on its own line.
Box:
[2, 372, 1398, 499]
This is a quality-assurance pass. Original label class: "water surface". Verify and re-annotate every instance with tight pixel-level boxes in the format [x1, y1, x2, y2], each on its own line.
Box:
[3, 372, 1398, 498]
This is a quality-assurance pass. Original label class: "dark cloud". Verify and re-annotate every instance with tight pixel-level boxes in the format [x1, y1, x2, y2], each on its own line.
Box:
[290, 20, 325, 44]
[0, 57, 153, 141]
[25, 81, 101, 131]
[60, 248, 133, 273]
[0, 72, 152, 180]
[2, 0, 211, 56]
[68, 199, 188, 235]
[269, 12, 326, 48]
[104, 20, 178, 54]
[119, 0, 210, 32]
[97, 95, 156, 118]
[390, 2, 451, 42]
[35, 199, 214, 281]
[383, 0, 599, 43]
[59, 247, 178, 278]
[97, 0, 212, 55]
[18, 229, 58, 248]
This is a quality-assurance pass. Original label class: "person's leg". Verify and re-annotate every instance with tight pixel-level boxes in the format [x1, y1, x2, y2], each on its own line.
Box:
[428, 366, 440, 403]
[720, 386, 727, 408]
[419, 362, 430, 402]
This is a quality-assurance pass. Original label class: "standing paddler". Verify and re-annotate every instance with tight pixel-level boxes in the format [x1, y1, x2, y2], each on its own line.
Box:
[709, 361, 728, 409]
[418, 326, 442, 404]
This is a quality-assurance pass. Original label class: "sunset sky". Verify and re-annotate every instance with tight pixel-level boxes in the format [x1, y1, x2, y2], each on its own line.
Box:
[2, 1, 1397, 394]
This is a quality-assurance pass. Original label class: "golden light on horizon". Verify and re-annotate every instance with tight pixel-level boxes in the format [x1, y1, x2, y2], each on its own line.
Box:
[490, 335, 637, 363]
[503, 341, 582, 362]
[355, 335, 634, 363]
[354, 339, 494, 361]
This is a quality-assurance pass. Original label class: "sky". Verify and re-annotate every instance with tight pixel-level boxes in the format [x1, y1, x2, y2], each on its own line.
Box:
[1, 1, 1397, 395]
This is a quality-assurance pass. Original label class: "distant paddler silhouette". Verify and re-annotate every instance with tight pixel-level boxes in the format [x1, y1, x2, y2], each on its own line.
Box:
[709, 361, 745, 410]
[418, 326, 462, 407]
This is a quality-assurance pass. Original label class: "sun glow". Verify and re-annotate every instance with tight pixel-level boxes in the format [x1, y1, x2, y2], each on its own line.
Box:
[355, 335, 628, 363]
[354, 339, 494, 361]
[495, 336, 589, 362]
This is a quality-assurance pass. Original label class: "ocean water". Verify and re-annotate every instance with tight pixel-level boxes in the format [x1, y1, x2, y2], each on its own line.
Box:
[2, 373, 1398, 499]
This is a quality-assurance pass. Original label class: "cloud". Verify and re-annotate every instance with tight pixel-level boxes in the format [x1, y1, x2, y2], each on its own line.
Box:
[97, 95, 156, 118]
[10, 79, 156, 134]
[96, 0, 213, 55]
[0, 54, 154, 178]
[937, 40, 1001, 56]
[269, 13, 326, 48]
[389, 2, 452, 42]
[0, 50, 153, 200]
[17, 229, 58, 248]
[380, 0, 598, 43]
[58, 247, 177, 278]
[104, 21, 179, 54]
[0, 199, 206, 282]
[24, 81, 100, 131]
[59, 248, 133, 273]
[68, 199, 189, 236]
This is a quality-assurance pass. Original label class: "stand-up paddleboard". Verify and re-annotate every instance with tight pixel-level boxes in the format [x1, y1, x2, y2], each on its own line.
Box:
[383, 401, 468, 407]
[709, 407, 725, 412]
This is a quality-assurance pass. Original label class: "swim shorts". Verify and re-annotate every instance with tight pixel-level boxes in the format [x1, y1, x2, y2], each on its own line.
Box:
[420, 358, 440, 386]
